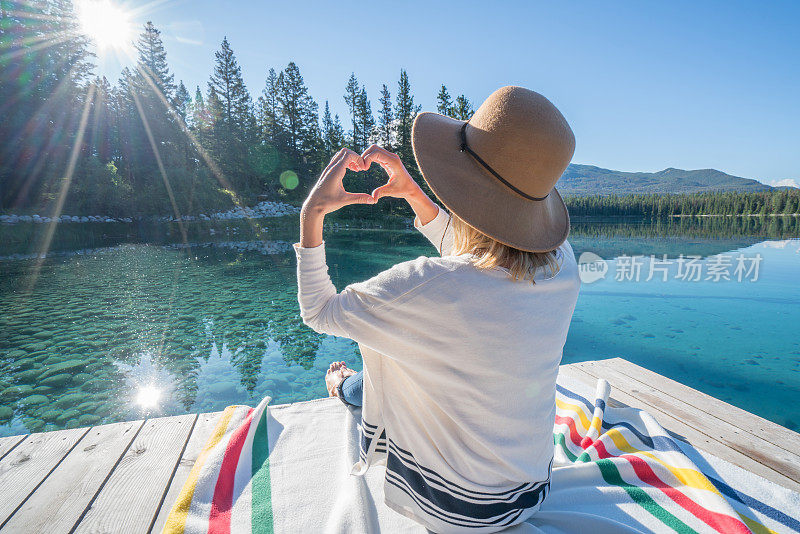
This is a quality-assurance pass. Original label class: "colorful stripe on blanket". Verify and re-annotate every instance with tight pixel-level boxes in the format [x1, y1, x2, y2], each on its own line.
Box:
[163, 383, 798, 533]
[163, 398, 274, 534]
[553, 380, 797, 534]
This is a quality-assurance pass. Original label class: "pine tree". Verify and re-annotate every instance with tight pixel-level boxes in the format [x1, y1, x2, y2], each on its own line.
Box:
[208, 37, 253, 134]
[356, 86, 375, 150]
[0, 0, 94, 208]
[206, 37, 255, 189]
[437, 85, 453, 116]
[378, 84, 393, 149]
[175, 81, 191, 122]
[257, 68, 282, 144]
[277, 62, 320, 195]
[322, 101, 345, 158]
[344, 73, 361, 150]
[452, 95, 474, 120]
[88, 76, 115, 164]
[191, 86, 207, 130]
[173, 80, 193, 165]
[134, 22, 176, 101]
[394, 69, 421, 174]
[114, 21, 183, 207]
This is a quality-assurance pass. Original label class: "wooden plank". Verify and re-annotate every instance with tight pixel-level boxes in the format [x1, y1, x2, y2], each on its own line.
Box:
[72, 413, 197, 533]
[603, 357, 800, 455]
[570, 362, 800, 492]
[577, 360, 800, 484]
[1, 419, 143, 533]
[149, 411, 224, 533]
[0, 427, 89, 525]
[0, 434, 27, 460]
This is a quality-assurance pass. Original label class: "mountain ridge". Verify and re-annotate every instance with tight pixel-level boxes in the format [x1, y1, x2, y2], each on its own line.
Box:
[558, 164, 778, 195]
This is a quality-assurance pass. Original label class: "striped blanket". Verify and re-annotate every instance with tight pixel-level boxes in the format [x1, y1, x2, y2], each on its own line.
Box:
[163, 377, 799, 533]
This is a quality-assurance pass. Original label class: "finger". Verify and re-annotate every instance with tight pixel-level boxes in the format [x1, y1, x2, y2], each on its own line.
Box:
[361, 145, 396, 169]
[371, 183, 396, 200]
[362, 144, 395, 159]
[323, 149, 363, 183]
[323, 147, 347, 175]
[340, 148, 365, 172]
[343, 192, 377, 205]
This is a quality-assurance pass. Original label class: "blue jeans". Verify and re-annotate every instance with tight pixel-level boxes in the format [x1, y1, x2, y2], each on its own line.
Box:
[340, 370, 363, 407]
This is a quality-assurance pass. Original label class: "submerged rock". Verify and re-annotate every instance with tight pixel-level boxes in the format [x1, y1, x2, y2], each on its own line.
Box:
[37, 409, 61, 422]
[23, 417, 46, 433]
[40, 360, 85, 379]
[0, 406, 13, 423]
[56, 408, 81, 424]
[41, 373, 72, 387]
[77, 414, 101, 426]
[0, 384, 34, 400]
[54, 393, 85, 409]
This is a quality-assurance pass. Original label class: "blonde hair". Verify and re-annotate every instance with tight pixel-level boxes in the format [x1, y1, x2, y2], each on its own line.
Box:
[446, 212, 561, 284]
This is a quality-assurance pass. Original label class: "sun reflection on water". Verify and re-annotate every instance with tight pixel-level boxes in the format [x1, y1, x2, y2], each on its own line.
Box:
[115, 351, 180, 416]
[135, 384, 161, 410]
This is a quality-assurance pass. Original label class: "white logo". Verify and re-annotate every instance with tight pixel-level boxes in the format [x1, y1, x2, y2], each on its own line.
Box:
[578, 252, 608, 284]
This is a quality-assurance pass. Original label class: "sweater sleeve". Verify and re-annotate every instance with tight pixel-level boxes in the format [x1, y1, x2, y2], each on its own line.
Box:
[294, 241, 413, 341]
[413, 205, 453, 256]
[295, 241, 454, 350]
[294, 242, 349, 337]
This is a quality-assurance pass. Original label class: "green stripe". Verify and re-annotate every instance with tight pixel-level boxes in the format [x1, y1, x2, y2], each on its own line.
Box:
[251, 408, 274, 534]
[554, 433, 577, 462]
[554, 432, 696, 534]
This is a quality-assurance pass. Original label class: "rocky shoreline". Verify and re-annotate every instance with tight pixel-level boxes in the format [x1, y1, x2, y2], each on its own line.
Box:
[0, 200, 300, 225]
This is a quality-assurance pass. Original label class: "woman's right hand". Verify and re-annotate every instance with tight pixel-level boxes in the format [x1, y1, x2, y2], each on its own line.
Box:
[362, 144, 440, 226]
[362, 145, 423, 201]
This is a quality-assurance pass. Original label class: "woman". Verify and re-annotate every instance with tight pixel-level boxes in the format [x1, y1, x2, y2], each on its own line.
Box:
[295, 86, 580, 533]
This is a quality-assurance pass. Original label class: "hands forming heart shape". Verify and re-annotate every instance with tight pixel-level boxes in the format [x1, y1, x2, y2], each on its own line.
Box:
[302, 144, 422, 215]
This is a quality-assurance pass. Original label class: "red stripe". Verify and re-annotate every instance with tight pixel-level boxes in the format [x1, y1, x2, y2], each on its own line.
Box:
[592, 437, 751, 534]
[208, 408, 256, 533]
[554, 413, 592, 449]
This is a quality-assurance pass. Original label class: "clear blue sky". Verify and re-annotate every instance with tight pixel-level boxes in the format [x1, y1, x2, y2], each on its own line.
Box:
[98, 0, 800, 185]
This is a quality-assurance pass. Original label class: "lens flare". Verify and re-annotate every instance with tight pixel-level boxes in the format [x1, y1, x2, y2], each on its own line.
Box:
[280, 170, 299, 190]
[76, 0, 133, 51]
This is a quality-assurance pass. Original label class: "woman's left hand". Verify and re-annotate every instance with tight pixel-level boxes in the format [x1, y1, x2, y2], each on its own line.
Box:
[302, 148, 377, 215]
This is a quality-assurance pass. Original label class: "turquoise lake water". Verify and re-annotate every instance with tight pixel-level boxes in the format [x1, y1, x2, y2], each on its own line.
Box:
[0, 217, 798, 436]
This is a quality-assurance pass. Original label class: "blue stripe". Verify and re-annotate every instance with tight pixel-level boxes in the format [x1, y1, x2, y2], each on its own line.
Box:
[708, 474, 800, 532]
[595, 398, 606, 413]
[386, 444, 548, 521]
[390, 440, 542, 499]
[359, 422, 385, 462]
[362, 419, 378, 430]
[556, 383, 798, 530]
[385, 472, 526, 528]
[388, 441, 543, 503]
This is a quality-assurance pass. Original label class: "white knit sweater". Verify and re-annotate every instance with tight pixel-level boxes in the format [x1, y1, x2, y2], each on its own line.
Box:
[295, 206, 580, 533]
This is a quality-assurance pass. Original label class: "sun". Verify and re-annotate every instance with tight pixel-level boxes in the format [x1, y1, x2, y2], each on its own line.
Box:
[76, 0, 134, 51]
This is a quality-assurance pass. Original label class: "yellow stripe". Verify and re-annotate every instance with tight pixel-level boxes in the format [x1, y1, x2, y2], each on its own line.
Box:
[588, 408, 603, 436]
[558, 393, 776, 532]
[738, 511, 778, 534]
[555, 397, 592, 429]
[163, 406, 238, 534]
[604, 428, 721, 494]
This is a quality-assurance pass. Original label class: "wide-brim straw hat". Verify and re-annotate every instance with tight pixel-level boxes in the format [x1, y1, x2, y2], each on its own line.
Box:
[412, 86, 575, 253]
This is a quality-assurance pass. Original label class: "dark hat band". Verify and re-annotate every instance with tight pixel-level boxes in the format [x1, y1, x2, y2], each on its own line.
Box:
[459, 122, 550, 202]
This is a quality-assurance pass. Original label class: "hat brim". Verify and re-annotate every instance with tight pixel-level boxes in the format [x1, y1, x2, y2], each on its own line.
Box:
[412, 111, 570, 253]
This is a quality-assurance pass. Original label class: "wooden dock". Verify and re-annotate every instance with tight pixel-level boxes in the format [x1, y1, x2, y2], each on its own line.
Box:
[0, 357, 797, 532]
